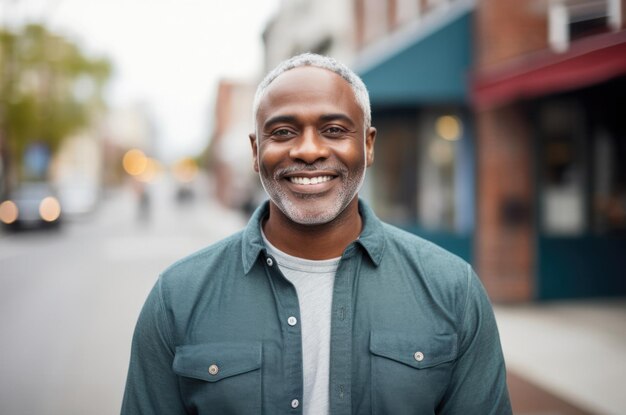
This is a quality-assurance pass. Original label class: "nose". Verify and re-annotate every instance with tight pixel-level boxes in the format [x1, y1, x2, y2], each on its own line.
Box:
[288, 127, 330, 164]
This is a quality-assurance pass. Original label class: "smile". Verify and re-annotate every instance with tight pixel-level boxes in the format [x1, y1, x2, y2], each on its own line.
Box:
[288, 176, 334, 185]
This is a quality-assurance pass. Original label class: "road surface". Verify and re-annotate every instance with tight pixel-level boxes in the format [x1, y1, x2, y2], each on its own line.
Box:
[0, 176, 246, 415]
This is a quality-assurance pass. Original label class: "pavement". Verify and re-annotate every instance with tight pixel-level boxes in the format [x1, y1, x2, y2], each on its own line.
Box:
[495, 299, 626, 415]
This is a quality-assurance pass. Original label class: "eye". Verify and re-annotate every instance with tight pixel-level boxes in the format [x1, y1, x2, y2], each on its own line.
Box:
[323, 126, 346, 137]
[271, 128, 295, 139]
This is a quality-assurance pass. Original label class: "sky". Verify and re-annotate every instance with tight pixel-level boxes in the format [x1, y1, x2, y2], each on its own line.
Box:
[1, 0, 279, 162]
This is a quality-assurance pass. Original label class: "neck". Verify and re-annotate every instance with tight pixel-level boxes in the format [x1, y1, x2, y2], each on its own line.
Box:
[262, 197, 362, 260]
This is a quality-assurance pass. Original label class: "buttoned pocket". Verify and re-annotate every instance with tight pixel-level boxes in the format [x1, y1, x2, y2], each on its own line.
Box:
[173, 342, 262, 414]
[369, 330, 457, 414]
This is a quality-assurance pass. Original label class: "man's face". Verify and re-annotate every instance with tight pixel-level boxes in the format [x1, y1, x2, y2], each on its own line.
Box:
[250, 66, 376, 225]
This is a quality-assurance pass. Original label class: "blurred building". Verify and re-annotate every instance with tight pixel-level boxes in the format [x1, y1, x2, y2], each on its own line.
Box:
[353, 0, 626, 301]
[353, 0, 476, 265]
[262, 0, 356, 69]
[472, 0, 626, 300]
[207, 80, 259, 212]
[258, 0, 626, 301]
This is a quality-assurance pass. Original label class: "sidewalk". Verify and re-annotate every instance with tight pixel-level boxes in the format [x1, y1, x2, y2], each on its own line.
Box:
[495, 299, 626, 415]
[507, 371, 594, 415]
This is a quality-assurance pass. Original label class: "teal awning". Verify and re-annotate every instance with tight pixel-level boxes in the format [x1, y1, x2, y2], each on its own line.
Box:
[357, 10, 473, 106]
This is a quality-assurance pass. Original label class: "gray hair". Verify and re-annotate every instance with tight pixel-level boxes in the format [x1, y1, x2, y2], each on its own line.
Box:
[252, 53, 371, 131]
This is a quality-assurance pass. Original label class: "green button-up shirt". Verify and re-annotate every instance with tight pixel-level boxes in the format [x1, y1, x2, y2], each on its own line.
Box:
[121, 201, 511, 415]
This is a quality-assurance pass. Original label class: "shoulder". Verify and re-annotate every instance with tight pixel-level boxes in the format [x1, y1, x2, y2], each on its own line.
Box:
[382, 222, 468, 274]
[158, 231, 244, 293]
[380, 222, 471, 300]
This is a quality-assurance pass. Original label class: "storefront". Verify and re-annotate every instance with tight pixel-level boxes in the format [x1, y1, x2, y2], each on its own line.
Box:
[473, 31, 626, 299]
[534, 77, 626, 298]
[357, 7, 475, 261]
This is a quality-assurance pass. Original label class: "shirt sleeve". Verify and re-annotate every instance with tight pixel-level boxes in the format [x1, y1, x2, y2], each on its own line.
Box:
[121, 276, 188, 415]
[437, 266, 512, 415]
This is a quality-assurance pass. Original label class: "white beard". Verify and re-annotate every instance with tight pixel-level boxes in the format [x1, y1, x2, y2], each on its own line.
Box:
[259, 160, 366, 225]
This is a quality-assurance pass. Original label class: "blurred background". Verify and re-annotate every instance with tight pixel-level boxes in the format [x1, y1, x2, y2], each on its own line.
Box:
[0, 0, 624, 414]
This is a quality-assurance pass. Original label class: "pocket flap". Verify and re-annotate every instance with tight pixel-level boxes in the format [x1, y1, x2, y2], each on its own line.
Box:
[370, 330, 457, 369]
[173, 341, 262, 382]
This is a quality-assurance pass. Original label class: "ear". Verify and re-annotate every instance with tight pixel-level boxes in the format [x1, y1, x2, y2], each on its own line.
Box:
[365, 127, 376, 167]
[249, 133, 259, 173]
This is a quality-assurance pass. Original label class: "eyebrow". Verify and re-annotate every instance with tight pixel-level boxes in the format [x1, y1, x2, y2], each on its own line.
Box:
[319, 113, 356, 127]
[263, 115, 298, 130]
[263, 113, 356, 130]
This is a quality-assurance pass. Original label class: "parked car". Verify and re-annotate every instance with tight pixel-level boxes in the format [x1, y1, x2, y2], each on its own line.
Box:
[0, 182, 62, 230]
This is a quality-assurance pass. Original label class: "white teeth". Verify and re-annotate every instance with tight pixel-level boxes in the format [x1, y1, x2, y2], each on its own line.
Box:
[289, 176, 333, 185]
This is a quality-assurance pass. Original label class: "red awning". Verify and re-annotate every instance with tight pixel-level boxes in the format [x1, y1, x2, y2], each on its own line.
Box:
[472, 31, 626, 109]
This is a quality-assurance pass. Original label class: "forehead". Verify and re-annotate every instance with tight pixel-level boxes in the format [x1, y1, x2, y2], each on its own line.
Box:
[257, 66, 362, 124]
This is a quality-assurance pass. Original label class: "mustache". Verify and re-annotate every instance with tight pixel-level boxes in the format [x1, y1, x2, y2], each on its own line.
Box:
[273, 162, 348, 179]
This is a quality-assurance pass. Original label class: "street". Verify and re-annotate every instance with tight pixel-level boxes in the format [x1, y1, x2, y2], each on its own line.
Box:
[0, 175, 247, 415]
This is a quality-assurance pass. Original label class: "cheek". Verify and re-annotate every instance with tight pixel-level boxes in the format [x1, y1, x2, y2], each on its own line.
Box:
[258, 145, 285, 174]
[334, 141, 366, 167]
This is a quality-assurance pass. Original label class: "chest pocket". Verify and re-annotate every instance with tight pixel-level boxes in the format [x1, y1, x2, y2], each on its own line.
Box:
[173, 341, 262, 415]
[369, 330, 457, 415]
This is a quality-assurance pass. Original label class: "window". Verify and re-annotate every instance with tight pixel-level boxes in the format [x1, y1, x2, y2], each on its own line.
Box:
[539, 79, 626, 235]
[539, 100, 587, 235]
[369, 110, 419, 222]
[549, 0, 622, 52]
[592, 128, 626, 232]
[370, 108, 472, 233]
[590, 79, 626, 233]
[417, 110, 465, 232]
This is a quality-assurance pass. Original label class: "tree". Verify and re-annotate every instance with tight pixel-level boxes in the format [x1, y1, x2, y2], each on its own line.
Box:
[0, 23, 111, 190]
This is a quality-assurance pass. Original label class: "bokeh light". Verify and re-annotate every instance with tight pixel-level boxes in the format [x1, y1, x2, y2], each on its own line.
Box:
[435, 115, 462, 141]
[122, 149, 148, 176]
[39, 197, 62, 222]
[0, 200, 19, 224]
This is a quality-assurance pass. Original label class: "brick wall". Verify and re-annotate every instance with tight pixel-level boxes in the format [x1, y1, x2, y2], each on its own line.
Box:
[475, 0, 548, 69]
[475, 104, 534, 301]
[472, 0, 548, 301]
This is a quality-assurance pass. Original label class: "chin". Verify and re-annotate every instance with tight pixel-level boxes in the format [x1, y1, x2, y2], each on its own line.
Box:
[277, 197, 350, 226]
[288, 212, 336, 226]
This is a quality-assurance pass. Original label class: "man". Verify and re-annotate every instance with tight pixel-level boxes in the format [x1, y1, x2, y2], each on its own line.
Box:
[121, 53, 512, 415]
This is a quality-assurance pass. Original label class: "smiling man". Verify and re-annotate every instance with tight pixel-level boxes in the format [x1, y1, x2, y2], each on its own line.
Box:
[121, 53, 512, 415]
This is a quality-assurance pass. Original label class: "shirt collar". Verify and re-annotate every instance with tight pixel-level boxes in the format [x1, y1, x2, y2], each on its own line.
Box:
[242, 199, 385, 274]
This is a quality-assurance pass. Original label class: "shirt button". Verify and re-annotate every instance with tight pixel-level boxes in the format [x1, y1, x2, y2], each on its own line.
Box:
[291, 399, 300, 409]
[287, 316, 298, 326]
[414, 351, 424, 362]
[266, 257, 274, 266]
[208, 364, 219, 375]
